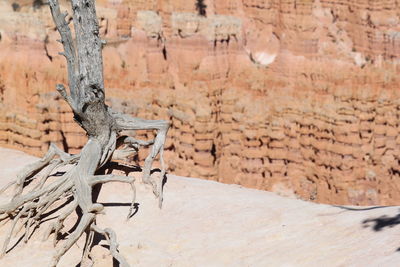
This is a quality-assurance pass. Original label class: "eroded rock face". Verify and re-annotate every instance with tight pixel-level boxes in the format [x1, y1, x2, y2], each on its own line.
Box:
[1, 0, 400, 205]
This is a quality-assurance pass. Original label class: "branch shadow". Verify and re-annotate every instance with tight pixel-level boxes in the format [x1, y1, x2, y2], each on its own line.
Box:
[334, 205, 400, 233]
[6, 235, 24, 254]
[100, 161, 142, 176]
[102, 161, 169, 191]
[100, 202, 133, 207]
[334, 205, 392, 211]
[150, 168, 168, 191]
[343, 207, 400, 253]
[362, 209, 400, 232]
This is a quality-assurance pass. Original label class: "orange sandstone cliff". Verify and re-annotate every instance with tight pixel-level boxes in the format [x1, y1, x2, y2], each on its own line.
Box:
[1, 0, 400, 205]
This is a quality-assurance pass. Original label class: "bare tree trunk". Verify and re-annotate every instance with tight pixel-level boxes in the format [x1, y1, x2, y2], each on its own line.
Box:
[0, 0, 170, 266]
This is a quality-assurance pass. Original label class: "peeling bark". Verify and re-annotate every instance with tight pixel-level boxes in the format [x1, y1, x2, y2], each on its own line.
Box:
[0, 0, 170, 266]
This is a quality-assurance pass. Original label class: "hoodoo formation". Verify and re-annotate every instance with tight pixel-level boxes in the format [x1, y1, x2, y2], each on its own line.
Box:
[1, 0, 400, 205]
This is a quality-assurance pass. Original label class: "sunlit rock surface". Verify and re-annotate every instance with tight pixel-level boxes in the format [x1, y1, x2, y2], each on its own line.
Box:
[1, 147, 400, 266]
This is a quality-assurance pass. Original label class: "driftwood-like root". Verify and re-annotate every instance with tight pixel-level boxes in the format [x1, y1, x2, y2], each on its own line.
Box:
[50, 213, 96, 267]
[0, 0, 171, 266]
[46, 201, 78, 246]
[0, 143, 78, 196]
[91, 225, 129, 267]
[0, 142, 146, 266]
[110, 109, 170, 205]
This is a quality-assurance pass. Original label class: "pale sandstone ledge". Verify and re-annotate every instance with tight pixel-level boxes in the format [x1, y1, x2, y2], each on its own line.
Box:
[0, 147, 399, 266]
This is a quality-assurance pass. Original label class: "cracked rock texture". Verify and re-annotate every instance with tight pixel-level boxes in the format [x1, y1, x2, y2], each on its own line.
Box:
[1, 0, 400, 205]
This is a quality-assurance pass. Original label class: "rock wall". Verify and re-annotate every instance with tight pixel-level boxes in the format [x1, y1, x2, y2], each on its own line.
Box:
[1, 0, 400, 205]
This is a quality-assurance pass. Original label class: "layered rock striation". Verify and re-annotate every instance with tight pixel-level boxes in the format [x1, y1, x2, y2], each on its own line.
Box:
[1, 0, 400, 205]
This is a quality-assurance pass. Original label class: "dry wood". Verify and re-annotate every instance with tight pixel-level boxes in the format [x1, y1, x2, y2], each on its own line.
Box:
[0, 0, 170, 266]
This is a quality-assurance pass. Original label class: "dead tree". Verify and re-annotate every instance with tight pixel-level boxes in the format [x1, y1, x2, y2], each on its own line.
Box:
[0, 0, 170, 266]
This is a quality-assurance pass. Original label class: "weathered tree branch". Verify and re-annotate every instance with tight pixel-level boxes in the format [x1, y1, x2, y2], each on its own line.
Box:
[71, 0, 105, 102]
[48, 0, 78, 100]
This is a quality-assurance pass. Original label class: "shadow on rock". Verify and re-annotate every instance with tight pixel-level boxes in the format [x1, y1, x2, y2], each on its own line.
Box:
[362, 210, 400, 232]
[334, 205, 391, 211]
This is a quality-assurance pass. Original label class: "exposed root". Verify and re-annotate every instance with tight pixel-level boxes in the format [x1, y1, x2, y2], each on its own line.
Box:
[1, 204, 27, 257]
[91, 225, 129, 267]
[158, 146, 166, 209]
[0, 142, 145, 266]
[0, 1, 171, 265]
[50, 213, 95, 267]
[43, 199, 78, 246]
[110, 109, 170, 202]
[127, 182, 137, 219]
[0, 143, 78, 196]
[81, 229, 94, 265]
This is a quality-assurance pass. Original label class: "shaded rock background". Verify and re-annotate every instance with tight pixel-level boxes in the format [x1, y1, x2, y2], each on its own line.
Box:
[1, 0, 400, 205]
[1, 147, 400, 266]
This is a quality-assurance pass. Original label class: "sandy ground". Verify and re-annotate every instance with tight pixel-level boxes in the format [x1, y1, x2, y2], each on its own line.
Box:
[0, 147, 400, 267]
